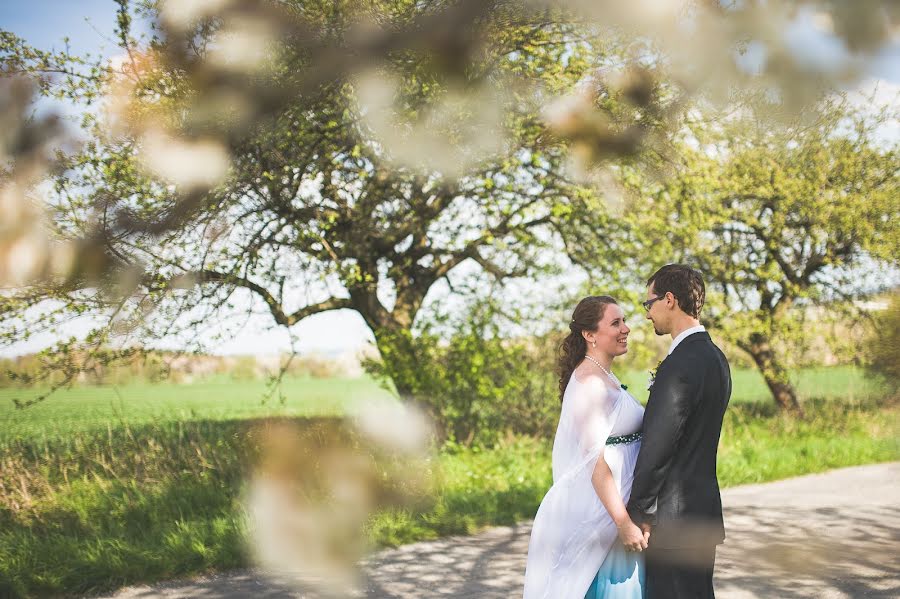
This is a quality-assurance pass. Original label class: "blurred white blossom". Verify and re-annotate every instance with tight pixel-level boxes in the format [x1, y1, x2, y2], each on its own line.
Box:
[2, 227, 47, 286]
[160, 0, 233, 31]
[244, 419, 432, 596]
[0, 182, 50, 286]
[138, 130, 230, 191]
[207, 17, 276, 73]
[353, 398, 432, 454]
[354, 69, 509, 178]
[247, 474, 363, 595]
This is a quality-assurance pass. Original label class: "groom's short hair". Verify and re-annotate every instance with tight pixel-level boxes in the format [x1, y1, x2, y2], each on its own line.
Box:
[648, 264, 705, 318]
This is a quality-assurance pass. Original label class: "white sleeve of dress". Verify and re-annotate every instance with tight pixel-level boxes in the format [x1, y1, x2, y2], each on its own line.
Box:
[570, 377, 617, 459]
[551, 376, 618, 482]
[523, 378, 623, 599]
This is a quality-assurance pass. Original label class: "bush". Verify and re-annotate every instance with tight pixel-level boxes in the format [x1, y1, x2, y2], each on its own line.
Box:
[867, 292, 900, 387]
[284, 355, 347, 378]
[0, 350, 356, 389]
[0, 349, 174, 388]
[230, 355, 259, 381]
[365, 312, 559, 448]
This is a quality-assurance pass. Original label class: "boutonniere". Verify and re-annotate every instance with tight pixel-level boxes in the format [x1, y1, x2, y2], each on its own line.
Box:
[647, 360, 663, 390]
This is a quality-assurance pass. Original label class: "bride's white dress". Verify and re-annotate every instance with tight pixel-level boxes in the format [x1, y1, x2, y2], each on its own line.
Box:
[522, 373, 645, 598]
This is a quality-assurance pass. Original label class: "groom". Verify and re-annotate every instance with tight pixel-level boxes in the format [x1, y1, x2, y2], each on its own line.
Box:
[627, 264, 732, 599]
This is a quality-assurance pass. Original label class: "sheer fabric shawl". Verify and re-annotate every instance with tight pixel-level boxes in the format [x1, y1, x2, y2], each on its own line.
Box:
[523, 376, 626, 599]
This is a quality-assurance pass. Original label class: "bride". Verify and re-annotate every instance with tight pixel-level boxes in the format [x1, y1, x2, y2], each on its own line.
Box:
[523, 295, 647, 598]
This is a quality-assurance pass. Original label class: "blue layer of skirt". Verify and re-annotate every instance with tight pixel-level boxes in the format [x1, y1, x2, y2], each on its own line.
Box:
[584, 542, 645, 598]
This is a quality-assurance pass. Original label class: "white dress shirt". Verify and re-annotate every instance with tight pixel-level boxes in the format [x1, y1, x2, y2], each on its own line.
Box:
[668, 324, 706, 355]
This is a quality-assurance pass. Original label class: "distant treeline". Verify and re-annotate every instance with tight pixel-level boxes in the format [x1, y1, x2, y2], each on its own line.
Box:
[0, 351, 359, 388]
[0, 293, 891, 392]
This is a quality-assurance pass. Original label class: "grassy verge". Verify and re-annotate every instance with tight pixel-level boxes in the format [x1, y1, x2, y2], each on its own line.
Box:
[370, 396, 899, 545]
[717, 397, 900, 485]
[1, 394, 896, 598]
[0, 419, 252, 598]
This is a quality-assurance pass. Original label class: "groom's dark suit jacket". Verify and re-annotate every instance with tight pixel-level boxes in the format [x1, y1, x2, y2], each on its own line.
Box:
[627, 331, 731, 548]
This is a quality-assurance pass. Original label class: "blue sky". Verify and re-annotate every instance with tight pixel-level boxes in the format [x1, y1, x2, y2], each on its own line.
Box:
[2, 1, 143, 58]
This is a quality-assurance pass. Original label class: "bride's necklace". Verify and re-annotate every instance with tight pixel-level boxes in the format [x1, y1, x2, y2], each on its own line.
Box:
[583, 354, 619, 387]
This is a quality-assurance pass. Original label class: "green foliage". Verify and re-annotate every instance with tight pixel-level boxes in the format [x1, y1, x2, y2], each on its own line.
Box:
[867, 292, 900, 386]
[0, 415, 425, 598]
[365, 314, 559, 447]
[1, 0, 625, 405]
[374, 397, 899, 546]
[0, 351, 355, 390]
[0, 419, 252, 598]
[0, 30, 108, 101]
[367, 436, 552, 546]
[585, 95, 900, 410]
[0, 350, 172, 388]
[618, 365, 888, 406]
[0, 478, 246, 598]
[229, 355, 258, 382]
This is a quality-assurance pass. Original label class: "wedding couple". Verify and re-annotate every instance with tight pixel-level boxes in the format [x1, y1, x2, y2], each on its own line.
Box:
[523, 264, 732, 598]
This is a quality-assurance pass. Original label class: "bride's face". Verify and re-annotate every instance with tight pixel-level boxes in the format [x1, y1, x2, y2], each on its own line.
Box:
[588, 303, 631, 357]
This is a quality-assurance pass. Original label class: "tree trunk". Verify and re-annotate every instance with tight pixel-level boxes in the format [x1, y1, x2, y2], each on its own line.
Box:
[348, 284, 446, 439]
[745, 334, 803, 414]
[368, 324, 446, 441]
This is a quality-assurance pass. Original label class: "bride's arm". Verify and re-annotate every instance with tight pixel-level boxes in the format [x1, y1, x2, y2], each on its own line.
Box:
[570, 374, 648, 551]
[591, 459, 648, 551]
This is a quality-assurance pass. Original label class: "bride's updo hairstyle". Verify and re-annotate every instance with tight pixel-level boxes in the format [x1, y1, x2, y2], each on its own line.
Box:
[558, 295, 618, 402]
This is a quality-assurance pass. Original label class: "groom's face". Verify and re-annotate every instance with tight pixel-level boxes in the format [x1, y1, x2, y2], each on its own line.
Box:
[645, 284, 668, 336]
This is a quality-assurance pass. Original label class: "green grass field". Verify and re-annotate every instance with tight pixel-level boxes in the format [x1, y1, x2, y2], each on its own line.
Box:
[1, 367, 885, 442]
[619, 365, 886, 404]
[0, 366, 896, 597]
[0, 376, 395, 442]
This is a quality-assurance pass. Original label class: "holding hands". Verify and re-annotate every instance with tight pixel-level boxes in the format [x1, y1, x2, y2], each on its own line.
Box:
[617, 519, 650, 552]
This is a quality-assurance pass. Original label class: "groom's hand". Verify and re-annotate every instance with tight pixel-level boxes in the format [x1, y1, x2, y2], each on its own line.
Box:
[640, 523, 651, 545]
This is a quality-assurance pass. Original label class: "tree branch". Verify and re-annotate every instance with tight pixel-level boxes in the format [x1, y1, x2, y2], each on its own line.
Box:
[150, 269, 351, 326]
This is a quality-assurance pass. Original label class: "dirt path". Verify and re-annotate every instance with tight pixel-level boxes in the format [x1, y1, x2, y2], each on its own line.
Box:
[96, 462, 900, 598]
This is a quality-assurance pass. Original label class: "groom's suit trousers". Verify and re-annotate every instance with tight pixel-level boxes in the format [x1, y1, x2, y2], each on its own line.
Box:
[644, 545, 717, 599]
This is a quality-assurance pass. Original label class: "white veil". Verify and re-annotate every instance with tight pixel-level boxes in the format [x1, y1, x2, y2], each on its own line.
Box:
[523, 375, 626, 599]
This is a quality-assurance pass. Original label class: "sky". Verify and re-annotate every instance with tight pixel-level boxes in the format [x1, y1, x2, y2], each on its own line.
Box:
[2, 1, 376, 357]
[1, 1, 898, 358]
[3, 1, 125, 55]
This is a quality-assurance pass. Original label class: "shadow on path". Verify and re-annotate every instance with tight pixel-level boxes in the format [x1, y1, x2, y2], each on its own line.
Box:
[96, 462, 900, 599]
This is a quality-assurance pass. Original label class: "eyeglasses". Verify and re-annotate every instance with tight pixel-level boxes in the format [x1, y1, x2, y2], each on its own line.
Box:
[641, 295, 665, 311]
